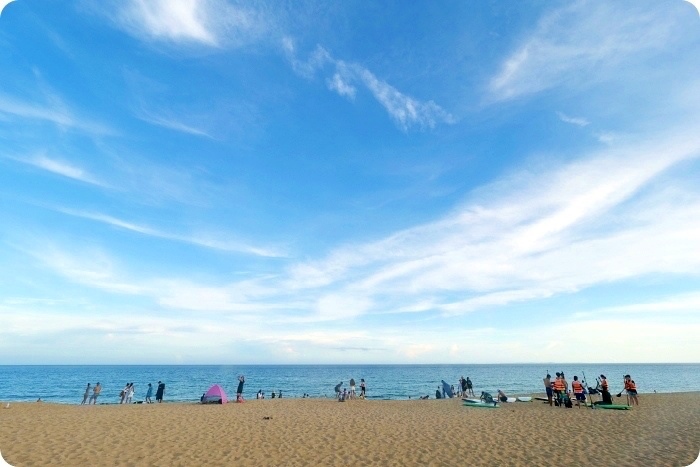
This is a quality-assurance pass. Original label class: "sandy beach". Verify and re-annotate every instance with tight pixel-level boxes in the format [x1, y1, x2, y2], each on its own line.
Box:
[1, 392, 698, 466]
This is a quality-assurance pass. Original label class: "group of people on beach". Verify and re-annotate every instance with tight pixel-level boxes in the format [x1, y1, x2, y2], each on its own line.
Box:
[80, 382, 101, 405]
[543, 372, 639, 407]
[334, 378, 366, 401]
[79, 381, 165, 405]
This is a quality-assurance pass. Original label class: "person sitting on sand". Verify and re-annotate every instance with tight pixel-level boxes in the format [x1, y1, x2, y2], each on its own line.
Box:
[497, 390, 508, 402]
[435, 387, 442, 399]
[420, 395, 429, 400]
[624, 375, 639, 406]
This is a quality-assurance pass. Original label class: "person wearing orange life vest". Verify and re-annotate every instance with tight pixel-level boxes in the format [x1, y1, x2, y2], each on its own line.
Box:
[571, 376, 586, 407]
[553, 372, 566, 406]
[624, 374, 639, 406]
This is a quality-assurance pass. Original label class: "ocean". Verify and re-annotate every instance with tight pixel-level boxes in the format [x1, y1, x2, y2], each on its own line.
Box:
[0, 364, 697, 404]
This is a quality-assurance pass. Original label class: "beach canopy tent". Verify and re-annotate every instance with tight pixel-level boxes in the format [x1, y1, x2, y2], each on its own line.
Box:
[202, 384, 228, 404]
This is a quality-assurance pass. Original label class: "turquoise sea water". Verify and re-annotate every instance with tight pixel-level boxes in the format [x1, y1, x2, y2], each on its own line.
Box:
[0, 364, 697, 404]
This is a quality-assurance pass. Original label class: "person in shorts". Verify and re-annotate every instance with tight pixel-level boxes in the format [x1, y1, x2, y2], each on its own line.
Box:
[624, 375, 639, 406]
[89, 382, 101, 404]
[543, 373, 553, 406]
[571, 376, 586, 407]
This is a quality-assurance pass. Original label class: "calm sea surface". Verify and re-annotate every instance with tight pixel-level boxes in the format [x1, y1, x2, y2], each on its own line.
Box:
[0, 364, 697, 404]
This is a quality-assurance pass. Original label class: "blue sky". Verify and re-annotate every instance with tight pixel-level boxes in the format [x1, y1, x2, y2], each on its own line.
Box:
[1, 0, 699, 364]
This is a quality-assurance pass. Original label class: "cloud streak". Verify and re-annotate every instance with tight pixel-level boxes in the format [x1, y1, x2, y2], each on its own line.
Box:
[488, 2, 680, 101]
[283, 40, 455, 131]
[55, 208, 284, 257]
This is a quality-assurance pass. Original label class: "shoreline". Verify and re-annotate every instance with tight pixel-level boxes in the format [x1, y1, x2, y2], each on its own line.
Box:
[2, 392, 699, 466]
[6, 389, 699, 406]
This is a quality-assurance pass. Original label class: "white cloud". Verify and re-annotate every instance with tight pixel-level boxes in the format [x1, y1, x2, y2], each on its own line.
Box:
[327, 73, 356, 99]
[556, 111, 590, 127]
[489, 2, 679, 101]
[111, 0, 266, 47]
[54, 208, 285, 257]
[12, 155, 107, 187]
[0, 0, 15, 18]
[137, 111, 213, 138]
[283, 41, 455, 131]
[0, 94, 112, 134]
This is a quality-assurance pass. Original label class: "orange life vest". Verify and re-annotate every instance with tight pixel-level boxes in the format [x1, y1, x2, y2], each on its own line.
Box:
[572, 381, 584, 393]
[625, 380, 637, 391]
[553, 378, 565, 391]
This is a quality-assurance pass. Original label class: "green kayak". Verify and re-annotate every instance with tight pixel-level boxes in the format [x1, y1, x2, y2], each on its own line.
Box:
[596, 404, 631, 410]
[463, 401, 499, 409]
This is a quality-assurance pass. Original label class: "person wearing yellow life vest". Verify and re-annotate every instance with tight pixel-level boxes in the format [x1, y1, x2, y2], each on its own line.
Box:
[571, 376, 586, 407]
[624, 374, 639, 406]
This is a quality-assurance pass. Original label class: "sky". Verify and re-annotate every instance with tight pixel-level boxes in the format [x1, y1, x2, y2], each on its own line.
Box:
[0, 0, 699, 364]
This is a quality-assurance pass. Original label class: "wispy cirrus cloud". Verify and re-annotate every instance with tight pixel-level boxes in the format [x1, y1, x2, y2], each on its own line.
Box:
[556, 111, 590, 127]
[108, 0, 267, 48]
[0, 93, 112, 134]
[283, 40, 455, 131]
[137, 110, 213, 138]
[17, 125, 700, 325]
[10, 155, 107, 187]
[55, 208, 284, 257]
[488, 1, 680, 101]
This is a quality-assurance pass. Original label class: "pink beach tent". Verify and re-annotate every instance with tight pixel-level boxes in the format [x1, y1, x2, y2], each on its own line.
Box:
[202, 384, 228, 404]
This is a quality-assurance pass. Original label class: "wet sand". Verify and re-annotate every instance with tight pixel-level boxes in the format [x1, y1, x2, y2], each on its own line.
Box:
[0, 392, 698, 466]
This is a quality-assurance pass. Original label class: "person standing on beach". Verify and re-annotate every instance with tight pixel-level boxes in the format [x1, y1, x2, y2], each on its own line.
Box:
[145, 383, 153, 403]
[156, 381, 165, 403]
[81, 383, 91, 405]
[466, 377, 474, 397]
[126, 383, 135, 404]
[237, 375, 245, 402]
[571, 376, 586, 407]
[560, 372, 569, 393]
[334, 382, 343, 398]
[349, 378, 356, 399]
[624, 375, 639, 406]
[543, 374, 553, 406]
[360, 379, 366, 399]
[90, 382, 101, 404]
[120, 383, 129, 404]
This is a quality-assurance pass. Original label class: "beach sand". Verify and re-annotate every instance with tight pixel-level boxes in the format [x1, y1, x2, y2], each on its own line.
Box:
[1, 393, 698, 466]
